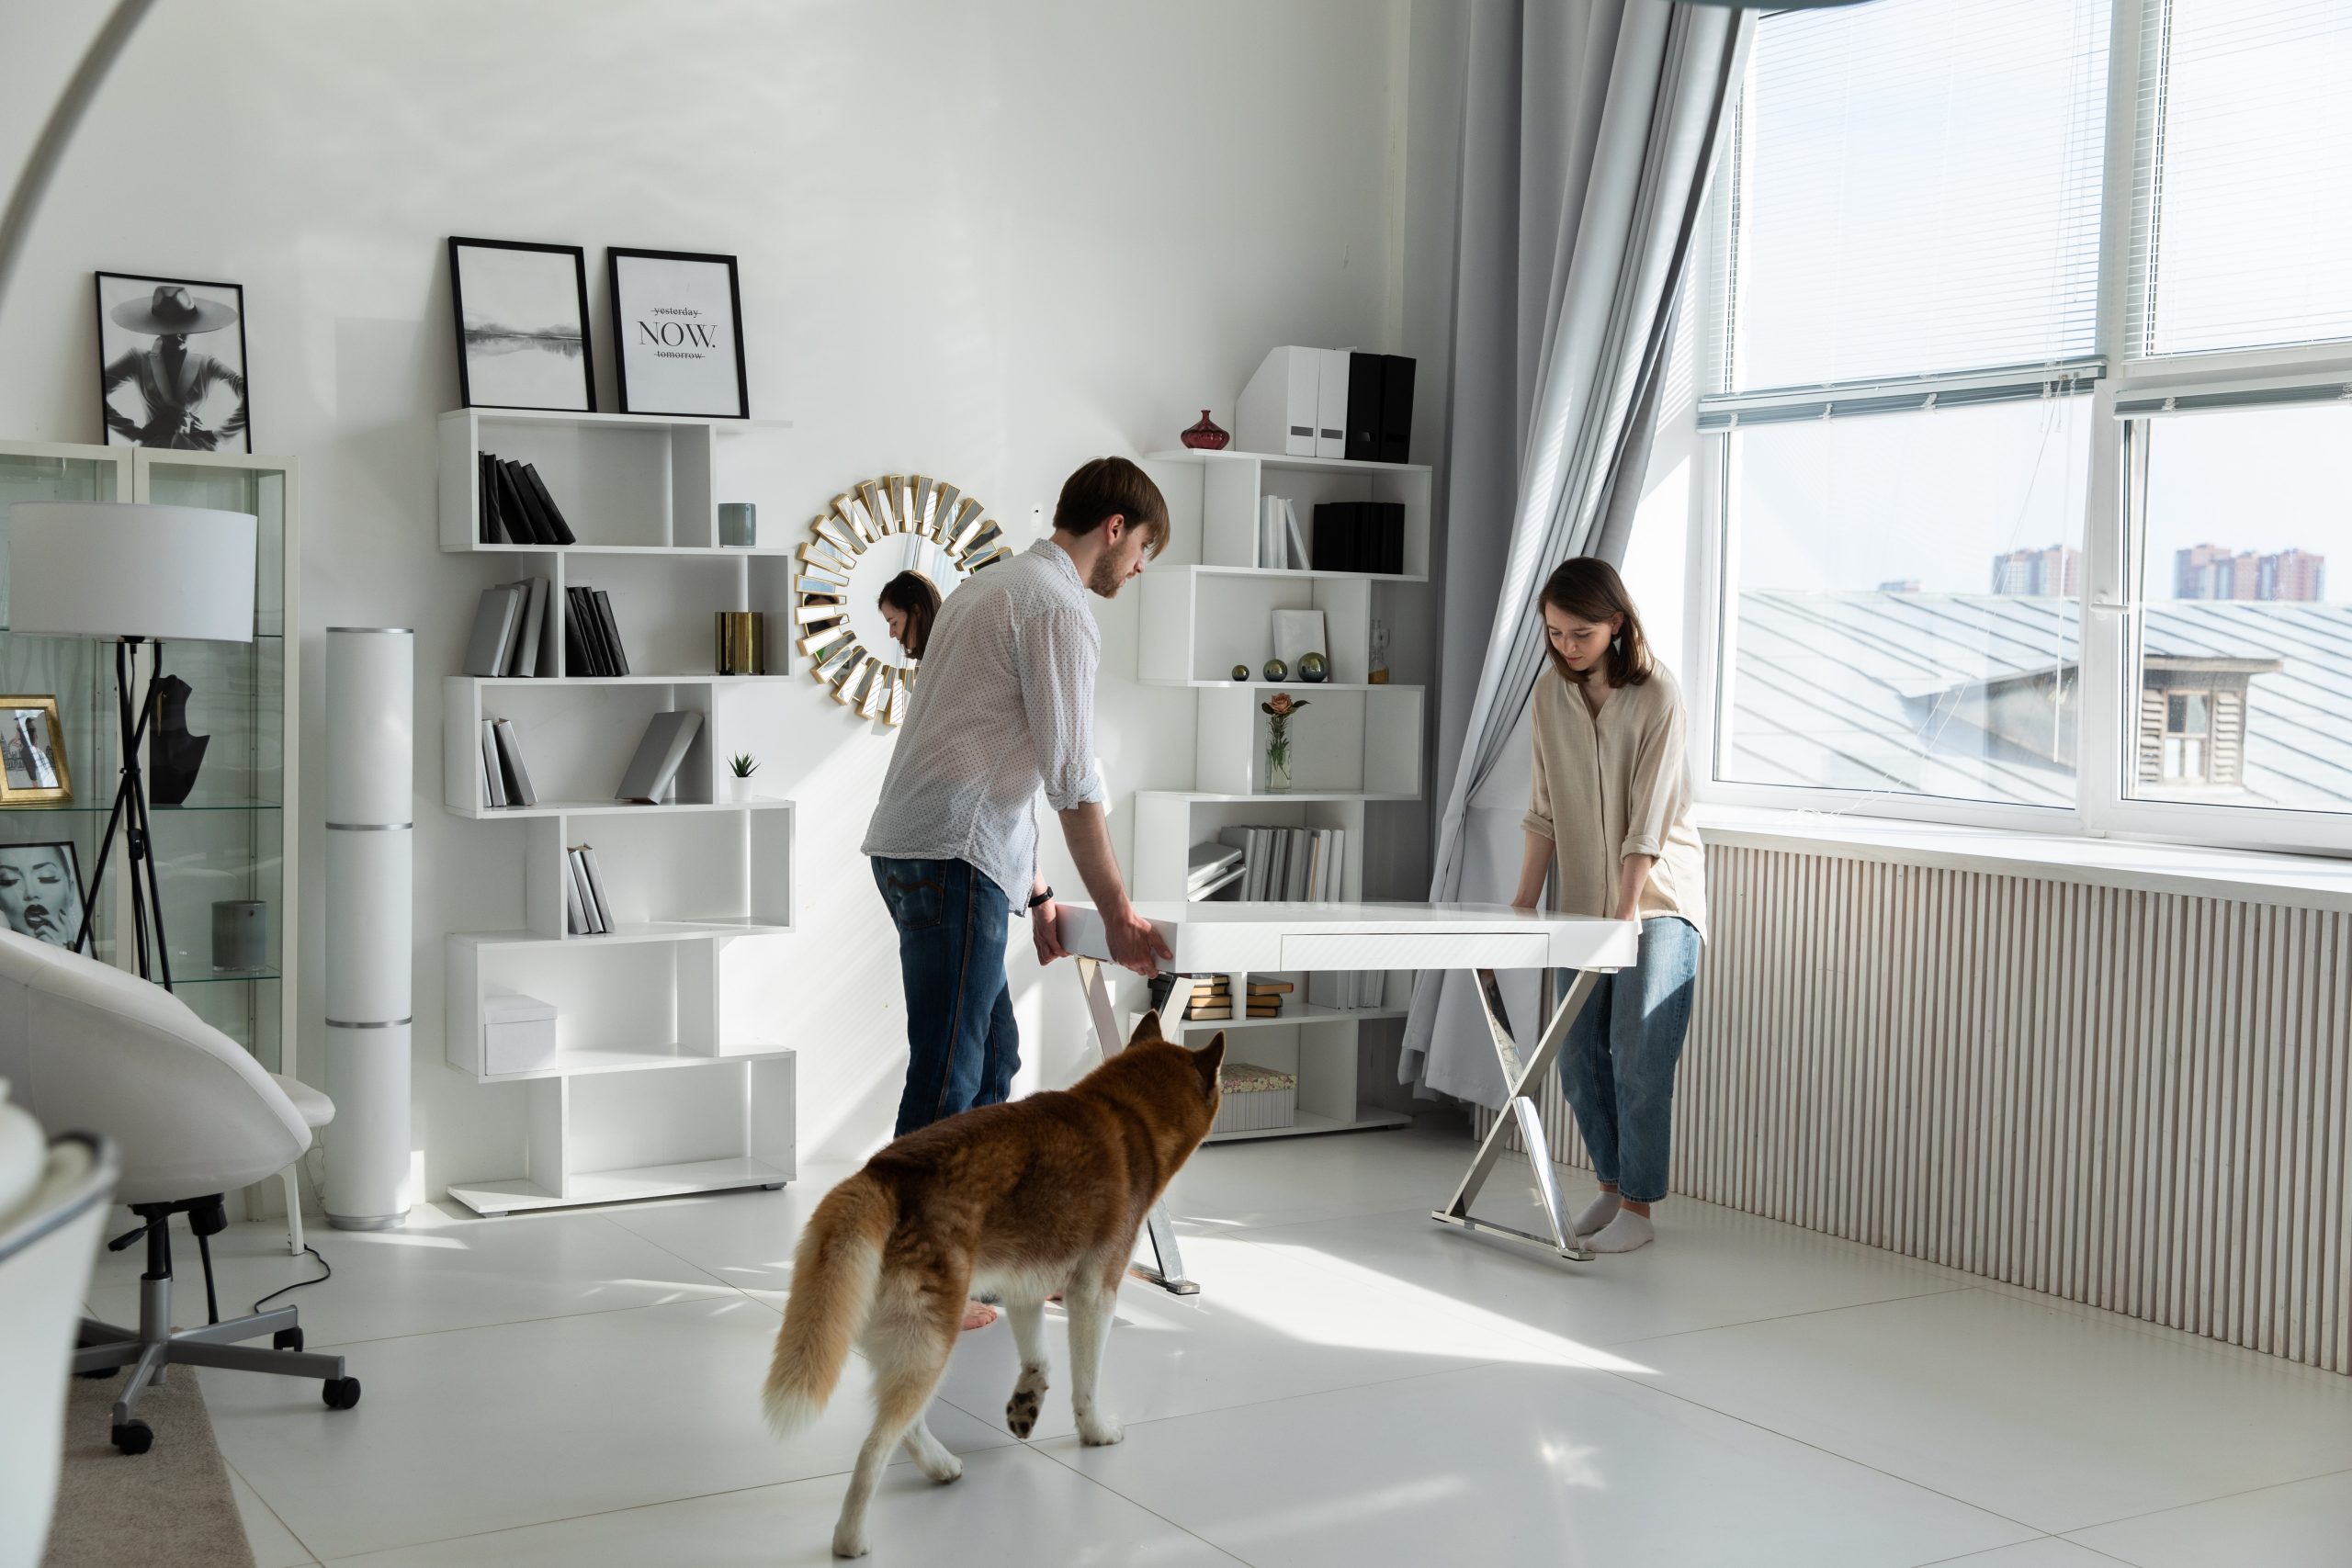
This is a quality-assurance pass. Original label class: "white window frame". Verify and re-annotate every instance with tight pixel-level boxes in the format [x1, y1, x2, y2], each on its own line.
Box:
[1688, 0, 2352, 857]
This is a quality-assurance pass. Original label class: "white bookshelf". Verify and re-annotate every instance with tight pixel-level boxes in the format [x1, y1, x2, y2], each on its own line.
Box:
[437, 410, 799, 1216]
[1135, 448, 1431, 1143]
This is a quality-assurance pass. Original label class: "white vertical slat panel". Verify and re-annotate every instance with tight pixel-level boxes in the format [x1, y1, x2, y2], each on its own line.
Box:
[1474, 842, 2352, 1373]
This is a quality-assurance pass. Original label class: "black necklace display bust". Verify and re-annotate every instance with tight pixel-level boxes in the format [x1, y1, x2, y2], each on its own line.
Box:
[148, 673, 209, 807]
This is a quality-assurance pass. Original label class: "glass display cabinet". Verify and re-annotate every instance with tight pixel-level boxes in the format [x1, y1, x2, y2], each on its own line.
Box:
[0, 441, 297, 1076]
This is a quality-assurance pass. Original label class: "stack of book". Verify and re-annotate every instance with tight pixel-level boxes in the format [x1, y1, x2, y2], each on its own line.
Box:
[1181, 976, 1232, 1021]
[465, 579, 554, 677]
[1187, 841, 1245, 900]
[478, 716, 537, 808]
[1215, 824, 1344, 902]
[478, 454, 580, 545]
[1257, 495, 1310, 570]
[1247, 979, 1291, 1019]
[565, 586, 631, 675]
[563, 844, 616, 934]
[1310, 502, 1407, 574]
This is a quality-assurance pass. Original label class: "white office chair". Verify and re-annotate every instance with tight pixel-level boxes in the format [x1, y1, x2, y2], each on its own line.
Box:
[0, 1129, 118, 1568]
[0, 930, 359, 1454]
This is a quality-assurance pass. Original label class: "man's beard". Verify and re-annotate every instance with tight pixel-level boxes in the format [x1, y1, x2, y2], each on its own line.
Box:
[1086, 555, 1128, 597]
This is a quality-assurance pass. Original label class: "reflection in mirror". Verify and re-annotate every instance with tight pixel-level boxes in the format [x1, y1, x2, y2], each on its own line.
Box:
[794, 475, 1010, 727]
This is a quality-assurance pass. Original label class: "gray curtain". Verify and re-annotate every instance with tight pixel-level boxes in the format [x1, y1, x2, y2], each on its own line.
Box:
[1401, 0, 1749, 1106]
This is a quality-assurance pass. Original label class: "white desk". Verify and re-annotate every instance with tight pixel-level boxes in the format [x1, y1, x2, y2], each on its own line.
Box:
[1057, 899, 1638, 1292]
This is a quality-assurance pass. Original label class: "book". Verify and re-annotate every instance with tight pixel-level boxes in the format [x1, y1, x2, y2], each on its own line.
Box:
[465, 584, 525, 677]
[566, 847, 605, 933]
[1188, 841, 1243, 883]
[479, 452, 504, 543]
[565, 587, 605, 674]
[1371, 501, 1406, 575]
[519, 463, 579, 547]
[513, 578, 548, 677]
[563, 858, 590, 933]
[592, 590, 629, 675]
[1344, 350, 1384, 462]
[1247, 981, 1293, 996]
[475, 739, 494, 811]
[1378, 355, 1416, 464]
[1260, 494, 1282, 570]
[492, 718, 537, 807]
[479, 720, 507, 807]
[497, 460, 549, 544]
[1187, 1006, 1233, 1021]
[578, 844, 616, 931]
[1312, 502, 1362, 573]
[1282, 498, 1310, 570]
[616, 710, 703, 803]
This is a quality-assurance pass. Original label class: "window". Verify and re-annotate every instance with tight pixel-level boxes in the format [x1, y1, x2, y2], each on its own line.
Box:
[1699, 0, 2352, 847]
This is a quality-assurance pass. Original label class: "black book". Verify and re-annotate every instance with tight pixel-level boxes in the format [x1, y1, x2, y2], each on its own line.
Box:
[495, 461, 548, 544]
[1313, 502, 1362, 573]
[479, 451, 503, 542]
[1372, 501, 1406, 575]
[567, 587, 606, 674]
[1378, 355, 1416, 464]
[1344, 352, 1384, 463]
[592, 589, 629, 676]
[561, 592, 594, 676]
[519, 462, 579, 546]
[505, 460, 562, 545]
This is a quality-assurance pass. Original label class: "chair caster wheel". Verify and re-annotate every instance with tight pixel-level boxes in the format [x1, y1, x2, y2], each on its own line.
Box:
[274, 1327, 304, 1352]
[322, 1377, 361, 1410]
[112, 1419, 153, 1455]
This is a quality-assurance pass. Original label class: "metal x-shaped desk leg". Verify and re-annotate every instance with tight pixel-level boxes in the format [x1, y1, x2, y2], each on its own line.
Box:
[1074, 955, 1199, 1296]
[1430, 967, 1603, 1263]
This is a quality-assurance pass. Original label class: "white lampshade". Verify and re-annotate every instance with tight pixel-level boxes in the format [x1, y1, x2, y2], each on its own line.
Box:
[6, 502, 256, 644]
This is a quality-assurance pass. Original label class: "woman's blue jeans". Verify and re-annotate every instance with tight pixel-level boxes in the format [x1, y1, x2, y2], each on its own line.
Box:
[1557, 916, 1701, 1205]
[872, 856, 1019, 1137]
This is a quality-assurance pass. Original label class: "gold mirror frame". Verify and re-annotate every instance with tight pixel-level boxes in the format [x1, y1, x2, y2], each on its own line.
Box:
[793, 475, 1010, 726]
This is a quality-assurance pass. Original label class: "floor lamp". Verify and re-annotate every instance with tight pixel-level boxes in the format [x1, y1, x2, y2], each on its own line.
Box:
[4, 502, 257, 985]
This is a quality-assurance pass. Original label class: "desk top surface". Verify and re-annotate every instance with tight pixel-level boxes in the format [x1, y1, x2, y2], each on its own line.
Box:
[1057, 899, 1637, 972]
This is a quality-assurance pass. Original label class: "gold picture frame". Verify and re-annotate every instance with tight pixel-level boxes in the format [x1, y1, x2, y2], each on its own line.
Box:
[0, 696, 72, 806]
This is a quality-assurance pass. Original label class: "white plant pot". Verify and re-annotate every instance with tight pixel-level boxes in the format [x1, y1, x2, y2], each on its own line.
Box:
[725, 775, 757, 803]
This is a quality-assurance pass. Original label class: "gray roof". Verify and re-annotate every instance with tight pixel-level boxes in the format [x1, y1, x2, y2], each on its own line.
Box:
[1726, 592, 2352, 809]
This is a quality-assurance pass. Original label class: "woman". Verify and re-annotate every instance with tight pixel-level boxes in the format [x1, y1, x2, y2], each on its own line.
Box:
[1510, 558, 1705, 1254]
[877, 570, 940, 660]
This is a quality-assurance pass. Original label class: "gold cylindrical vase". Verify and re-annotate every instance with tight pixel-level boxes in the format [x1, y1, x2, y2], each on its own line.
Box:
[715, 611, 766, 675]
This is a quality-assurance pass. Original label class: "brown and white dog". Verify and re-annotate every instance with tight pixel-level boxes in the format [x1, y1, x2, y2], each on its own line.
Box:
[763, 1011, 1225, 1558]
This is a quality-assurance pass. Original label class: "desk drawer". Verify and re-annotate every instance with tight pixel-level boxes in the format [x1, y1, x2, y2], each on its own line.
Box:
[1280, 931, 1549, 972]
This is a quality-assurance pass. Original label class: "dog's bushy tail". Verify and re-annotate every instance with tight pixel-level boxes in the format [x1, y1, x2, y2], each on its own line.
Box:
[763, 1170, 895, 1435]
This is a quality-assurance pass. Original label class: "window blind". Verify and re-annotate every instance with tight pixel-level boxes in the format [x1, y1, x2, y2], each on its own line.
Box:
[2137, 0, 2352, 357]
[1719, 0, 2110, 396]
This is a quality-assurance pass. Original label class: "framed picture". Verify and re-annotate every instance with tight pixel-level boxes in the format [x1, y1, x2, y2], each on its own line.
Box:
[607, 247, 748, 418]
[96, 272, 251, 451]
[0, 839, 88, 953]
[1272, 609, 1329, 673]
[0, 697, 71, 806]
[448, 237, 595, 412]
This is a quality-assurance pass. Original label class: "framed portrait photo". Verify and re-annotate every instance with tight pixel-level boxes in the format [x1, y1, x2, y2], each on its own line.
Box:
[0, 839, 88, 953]
[608, 248, 748, 418]
[0, 696, 71, 806]
[96, 271, 252, 451]
[448, 237, 595, 412]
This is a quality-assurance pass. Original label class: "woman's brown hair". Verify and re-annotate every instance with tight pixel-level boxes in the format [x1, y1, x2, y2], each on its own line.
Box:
[878, 570, 941, 660]
[1537, 557, 1653, 688]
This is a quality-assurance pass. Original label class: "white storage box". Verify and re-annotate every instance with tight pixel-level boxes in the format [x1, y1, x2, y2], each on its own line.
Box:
[1213, 1061, 1296, 1134]
[482, 991, 558, 1076]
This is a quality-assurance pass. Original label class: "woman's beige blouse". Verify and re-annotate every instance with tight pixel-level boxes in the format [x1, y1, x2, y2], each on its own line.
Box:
[1521, 660, 1707, 942]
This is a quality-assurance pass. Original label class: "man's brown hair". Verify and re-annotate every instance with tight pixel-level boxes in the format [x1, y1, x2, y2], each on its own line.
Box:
[1053, 457, 1170, 557]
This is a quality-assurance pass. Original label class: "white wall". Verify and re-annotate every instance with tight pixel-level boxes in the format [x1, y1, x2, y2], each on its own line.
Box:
[0, 0, 1413, 1183]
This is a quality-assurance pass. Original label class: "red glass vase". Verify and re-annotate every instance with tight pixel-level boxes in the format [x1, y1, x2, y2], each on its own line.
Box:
[1180, 410, 1230, 451]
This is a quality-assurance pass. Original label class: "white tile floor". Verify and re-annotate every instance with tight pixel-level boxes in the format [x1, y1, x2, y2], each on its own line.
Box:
[86, 1120, 2352, 1566]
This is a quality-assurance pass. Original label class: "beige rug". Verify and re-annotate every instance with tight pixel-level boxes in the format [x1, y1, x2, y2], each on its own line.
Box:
[42, 1368, 256, 1568]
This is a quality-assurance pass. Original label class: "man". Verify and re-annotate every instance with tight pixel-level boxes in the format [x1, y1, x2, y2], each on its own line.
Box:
[863, 458, 1176, 1317]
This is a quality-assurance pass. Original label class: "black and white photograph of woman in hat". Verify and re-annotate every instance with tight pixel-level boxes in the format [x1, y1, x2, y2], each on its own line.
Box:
[95, 271, 251, 451]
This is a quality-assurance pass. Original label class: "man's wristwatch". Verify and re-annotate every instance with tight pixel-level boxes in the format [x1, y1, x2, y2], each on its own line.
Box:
[1026, 886, 1053, 911]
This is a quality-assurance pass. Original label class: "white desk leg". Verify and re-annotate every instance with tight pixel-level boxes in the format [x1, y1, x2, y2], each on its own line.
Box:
[1430, 967, 1603, 1265]
[1073, 956, 1199, 1296]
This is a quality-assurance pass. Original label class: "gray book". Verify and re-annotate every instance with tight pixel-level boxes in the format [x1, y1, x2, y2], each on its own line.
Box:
[578, 844, 616, 931]
[616, 710, 702, 804]
[492, 718, 537, 807]
[567, 847, 606, 933]
[465, 584, 524, 678]
[513, 578, 549, 678]
[562, 858, 590, 934]
[479, 720, 507, 808]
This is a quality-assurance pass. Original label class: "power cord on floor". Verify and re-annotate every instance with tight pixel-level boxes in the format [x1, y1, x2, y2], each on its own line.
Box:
[253, 1244, 332, 1314]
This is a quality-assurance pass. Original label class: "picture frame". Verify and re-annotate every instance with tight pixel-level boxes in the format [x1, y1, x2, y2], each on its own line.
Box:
[1272, 609, 1329, 674]
[0, 696, 71, 806]
[0, 838, 88, 953]
[448, 237, 595, 412]
[95, 271, 252, 451]
[607, 247, 748, 418]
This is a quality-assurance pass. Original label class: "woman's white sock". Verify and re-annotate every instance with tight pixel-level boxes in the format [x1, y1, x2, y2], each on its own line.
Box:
[1572, 1191, 1622, 1237]
[1584, 1208, 1654, 1253]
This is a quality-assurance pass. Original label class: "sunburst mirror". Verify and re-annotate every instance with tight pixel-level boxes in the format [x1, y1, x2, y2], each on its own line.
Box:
[794, 475, 1011, 726]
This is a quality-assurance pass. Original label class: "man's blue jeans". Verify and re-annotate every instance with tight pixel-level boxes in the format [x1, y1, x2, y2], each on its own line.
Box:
[1557, 916, 1701, 1204]
[872, 856, 1019, 1137]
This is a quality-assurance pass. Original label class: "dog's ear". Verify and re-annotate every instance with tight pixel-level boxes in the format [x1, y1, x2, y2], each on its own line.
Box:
[1191, 1031, 1227, 1101]
[1131, 1008, 1165, 1045]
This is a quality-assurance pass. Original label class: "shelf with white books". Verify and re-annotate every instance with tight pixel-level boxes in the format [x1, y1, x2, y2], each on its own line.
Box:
[435, 409, 800, 1216]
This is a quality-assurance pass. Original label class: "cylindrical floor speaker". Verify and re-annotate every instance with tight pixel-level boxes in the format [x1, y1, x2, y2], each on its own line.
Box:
[323, 628, 413, 1231]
